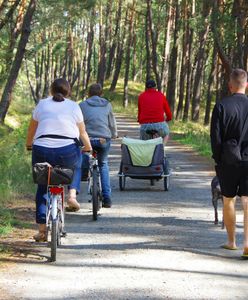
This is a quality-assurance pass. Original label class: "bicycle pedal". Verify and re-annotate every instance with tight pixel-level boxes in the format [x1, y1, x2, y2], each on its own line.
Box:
[61, 231, 67, 237]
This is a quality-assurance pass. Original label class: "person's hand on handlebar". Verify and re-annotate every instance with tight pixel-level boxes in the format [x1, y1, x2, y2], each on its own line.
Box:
[26, 144, 32, 151]
[81, 146, 92, 153]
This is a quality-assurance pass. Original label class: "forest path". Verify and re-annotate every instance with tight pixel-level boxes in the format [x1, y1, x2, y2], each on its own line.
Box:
[1, 115, 248, 300]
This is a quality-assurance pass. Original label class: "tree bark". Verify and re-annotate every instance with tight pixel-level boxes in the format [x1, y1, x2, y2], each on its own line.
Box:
[161, 0, 173, 92]
[211, 0, 232, 77]
[183, 0, 194, 122]
[106, 0, 122, 79]
[147, 0, 161, 90]
[0, 0, 36, 123]
[191, 2, 212, 121]
[145, 9, 151, 81]
[204, 45, 217, 125]
[166, 0, 179, 117]
[123, 0, 136, 108]
[109, 9, 128, 92]
[0, 0, 21, 32]
[97, 0, 112, 87]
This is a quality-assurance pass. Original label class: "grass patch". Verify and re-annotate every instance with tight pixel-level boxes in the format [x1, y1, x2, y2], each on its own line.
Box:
[0, 208, 30, 235]
[171, 120, 211, 158]
[103, 80, 142, 117]
[0, 120, 34, 236]
[0, 206, 32, 236]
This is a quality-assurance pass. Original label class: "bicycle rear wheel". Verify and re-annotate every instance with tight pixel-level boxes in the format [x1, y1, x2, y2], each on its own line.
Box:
[92, 168, 99, 221]
[51, 219, 58, 261]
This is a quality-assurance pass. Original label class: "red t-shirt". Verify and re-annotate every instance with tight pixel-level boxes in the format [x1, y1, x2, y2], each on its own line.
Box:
[138, 89, 172, 124]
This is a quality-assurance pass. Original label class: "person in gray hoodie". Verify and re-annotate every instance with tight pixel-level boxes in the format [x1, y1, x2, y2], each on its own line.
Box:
[79, 83, 118, 207]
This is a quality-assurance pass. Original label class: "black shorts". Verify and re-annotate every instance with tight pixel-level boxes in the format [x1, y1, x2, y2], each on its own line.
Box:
[215, 164, 248, 197]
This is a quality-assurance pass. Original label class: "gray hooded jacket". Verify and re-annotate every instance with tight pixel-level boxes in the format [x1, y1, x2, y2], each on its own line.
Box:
[79, 96, 118, 139]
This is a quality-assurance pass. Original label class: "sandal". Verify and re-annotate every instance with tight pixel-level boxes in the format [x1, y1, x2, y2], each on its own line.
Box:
[66, 197, 80, 212]
[33, 232, 47, 242]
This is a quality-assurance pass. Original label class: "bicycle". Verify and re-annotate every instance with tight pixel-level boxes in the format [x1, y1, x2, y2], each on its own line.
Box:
[84, 149, 102, 221]
[33, 162, 72, 262]
[46, 184, 66, 262]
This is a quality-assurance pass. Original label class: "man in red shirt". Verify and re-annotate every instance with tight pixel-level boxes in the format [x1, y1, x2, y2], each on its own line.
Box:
[138, 79, 172, 143]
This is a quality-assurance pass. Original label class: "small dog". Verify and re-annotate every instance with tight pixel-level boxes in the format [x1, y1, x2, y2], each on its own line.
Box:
[211, 176, 224, 229]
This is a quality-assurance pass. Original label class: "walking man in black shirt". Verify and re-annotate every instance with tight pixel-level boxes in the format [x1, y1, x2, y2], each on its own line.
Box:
[210, 68, 248, 258]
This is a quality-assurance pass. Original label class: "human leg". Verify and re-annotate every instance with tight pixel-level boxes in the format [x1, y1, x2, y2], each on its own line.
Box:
[223, 196, 237, 249]
[81, 152, 90, 180]
[163, 135, 169, 144]
[241, 196, 248, 255]
[215, 164, 241, 249]
[56, 144, 82, 210]
[33, 144, 81, 213]
[91, 139, 112, 206]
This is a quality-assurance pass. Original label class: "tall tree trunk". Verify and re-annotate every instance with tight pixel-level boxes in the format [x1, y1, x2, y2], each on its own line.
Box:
[0, 0, 36, 123]
[109, 9, 128, 92]
[166, 0, 180, 117]
[183, 0, 194, 122]
[211, 0, 232, 77]
[204, 45, 217, 125]
[147, 0, 161, 90]
[97, 0, 112, 87]
[191, 2, 212, 121]
[123, 0, 135, 108]
[176, 3, 187, 120]
[85, 14, 94, 90]
[0, 0, 21, 32]
[106, 0, 122, 79]
[4, 0, 25, 75]
[145, 9, 151, 81]
[161, 0, 173, 92]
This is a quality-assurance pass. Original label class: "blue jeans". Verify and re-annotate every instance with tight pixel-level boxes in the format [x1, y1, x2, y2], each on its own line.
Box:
[82, 138, 111, 200]
[32, 144, 82, 224]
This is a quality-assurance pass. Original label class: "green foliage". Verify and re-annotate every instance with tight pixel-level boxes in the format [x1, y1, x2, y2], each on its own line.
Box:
[103, 80, 142, 117]
[0, 121, 35, 205]
[0, 207, 31, 236]
[171, 120, 211, 158]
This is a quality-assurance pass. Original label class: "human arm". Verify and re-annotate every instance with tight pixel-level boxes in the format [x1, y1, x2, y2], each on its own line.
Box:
[26, 118, 38, 150]
[210, 104, 222, 164]
[108, 104, 118, 138]
[163, 95, 172, 122]
[77, 122, 92, 152]
[137, 95, 141, 123]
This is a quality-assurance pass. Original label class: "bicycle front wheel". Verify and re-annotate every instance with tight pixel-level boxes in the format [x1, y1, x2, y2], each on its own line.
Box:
[51, 219, 58, 262]
[92, 168, 99, 221]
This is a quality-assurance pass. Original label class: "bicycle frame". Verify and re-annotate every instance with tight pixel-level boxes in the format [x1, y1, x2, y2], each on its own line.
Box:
[46, 186, 64, 224]
[85, 150, 102, 220]
[87, 152, 102, 195]
[46, 185, 65, 261]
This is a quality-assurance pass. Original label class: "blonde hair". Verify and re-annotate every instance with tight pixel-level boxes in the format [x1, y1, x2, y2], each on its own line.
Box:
[230, 69, 247, 88]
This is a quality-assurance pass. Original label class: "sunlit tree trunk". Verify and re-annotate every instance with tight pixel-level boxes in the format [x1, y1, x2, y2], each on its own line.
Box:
[0, 0, 36, 123]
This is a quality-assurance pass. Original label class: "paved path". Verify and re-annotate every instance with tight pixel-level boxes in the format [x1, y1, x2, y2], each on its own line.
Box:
[1, 115, 248, 299]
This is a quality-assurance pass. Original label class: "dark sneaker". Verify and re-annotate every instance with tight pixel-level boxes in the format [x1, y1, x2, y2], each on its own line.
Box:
[103, 197, 112, 208]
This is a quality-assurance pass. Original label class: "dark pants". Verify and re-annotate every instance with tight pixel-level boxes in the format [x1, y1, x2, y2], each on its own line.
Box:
[32, 144, 82, 224]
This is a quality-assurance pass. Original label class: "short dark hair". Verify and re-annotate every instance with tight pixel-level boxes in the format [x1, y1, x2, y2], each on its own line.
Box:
[230, 69, 247, 87]
[50, 78, 71, 102]
[146, 79, 156, 89]
[88, 83, 102, 97]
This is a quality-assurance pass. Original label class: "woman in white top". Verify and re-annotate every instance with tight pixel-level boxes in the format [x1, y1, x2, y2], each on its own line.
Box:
[26, 78, 92, 242]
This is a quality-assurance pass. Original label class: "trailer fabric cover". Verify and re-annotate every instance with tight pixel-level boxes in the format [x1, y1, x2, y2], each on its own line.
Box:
[122, 137, 163, 166]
